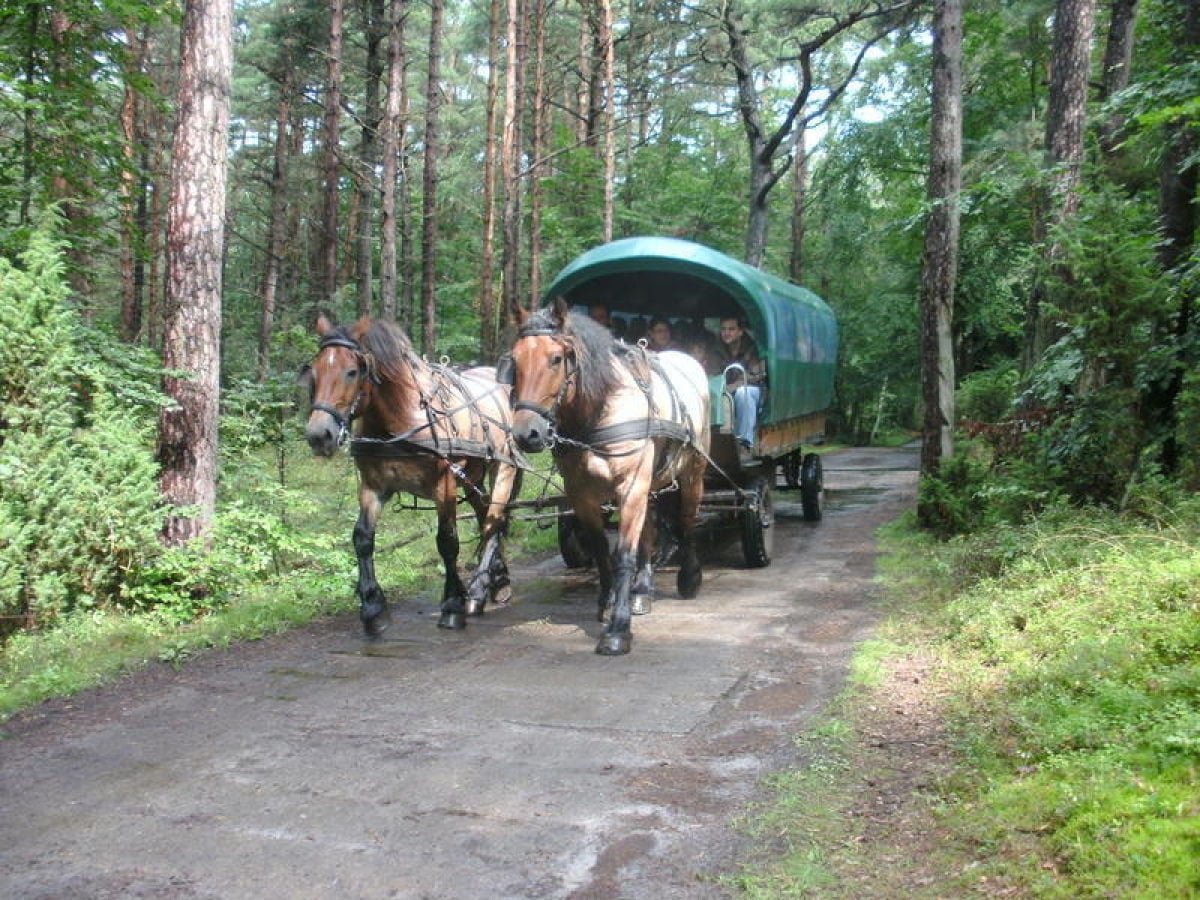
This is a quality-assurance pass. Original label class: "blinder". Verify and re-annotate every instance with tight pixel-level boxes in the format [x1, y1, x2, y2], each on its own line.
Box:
[495, 353, 515, 386]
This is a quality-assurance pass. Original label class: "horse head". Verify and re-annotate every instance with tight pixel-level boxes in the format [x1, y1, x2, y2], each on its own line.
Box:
[304, 314, 375, 456]
[507, 298, 575, 453]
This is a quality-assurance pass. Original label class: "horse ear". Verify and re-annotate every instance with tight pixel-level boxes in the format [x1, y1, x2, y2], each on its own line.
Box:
[551, 296, 571, 327]
[510, 298, 528, 326]
[316, 312, 335, 336]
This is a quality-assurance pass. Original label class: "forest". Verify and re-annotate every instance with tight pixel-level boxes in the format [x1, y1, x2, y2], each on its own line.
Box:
[1, 0, 1198, 891]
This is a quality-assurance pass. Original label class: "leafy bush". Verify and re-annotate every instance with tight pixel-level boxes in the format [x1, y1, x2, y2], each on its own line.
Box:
[0, 224, 166, 633]
[956, 362, 1018, 423]
[937, 505, 1200, 895]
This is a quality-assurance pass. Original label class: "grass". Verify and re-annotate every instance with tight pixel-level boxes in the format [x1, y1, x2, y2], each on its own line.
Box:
[0, 442, 562, 724]
[732, 500, 1200, 897]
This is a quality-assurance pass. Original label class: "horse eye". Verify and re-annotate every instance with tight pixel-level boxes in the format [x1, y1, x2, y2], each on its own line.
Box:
[549, 354, 563, 368]
[346, 368, 359, 380]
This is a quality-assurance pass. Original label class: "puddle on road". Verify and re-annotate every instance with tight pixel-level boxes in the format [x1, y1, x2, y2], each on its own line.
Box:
[268, 666, 363, 679]
[824, 486, 887, 511]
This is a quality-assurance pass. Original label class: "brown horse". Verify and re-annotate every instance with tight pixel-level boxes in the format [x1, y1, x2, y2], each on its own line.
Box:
[304, 315, 522, 636]
[503, 298, 710, 655]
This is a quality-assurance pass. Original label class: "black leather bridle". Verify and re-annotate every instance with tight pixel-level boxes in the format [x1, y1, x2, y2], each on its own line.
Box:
[308, 333, 373, 445]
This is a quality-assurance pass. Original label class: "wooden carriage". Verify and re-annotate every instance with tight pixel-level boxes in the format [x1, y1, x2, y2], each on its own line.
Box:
[543, 236, 839, 567]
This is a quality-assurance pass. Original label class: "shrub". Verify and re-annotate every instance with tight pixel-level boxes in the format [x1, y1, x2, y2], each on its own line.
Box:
[956, 362, 1018, 423]
[0, 224, 166, 633]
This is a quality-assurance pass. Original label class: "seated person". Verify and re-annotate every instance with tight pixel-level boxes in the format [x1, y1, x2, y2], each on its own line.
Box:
[625, 315, 648, 344]
[645, 315, 680, 352]
[588, 303, 623, 338]
[717, 316, 765, 453]
[681, 320, 724, 375]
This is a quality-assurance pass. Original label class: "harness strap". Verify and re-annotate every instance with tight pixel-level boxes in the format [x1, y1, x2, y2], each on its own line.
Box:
[350, 433, 533, 472]
[585, 418, 690, 445]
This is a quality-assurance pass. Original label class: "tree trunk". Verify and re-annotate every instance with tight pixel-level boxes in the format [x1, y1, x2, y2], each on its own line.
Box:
[258, 71, 295, 381]
[599, 0, 616, 242]
[1148, 0, 1199, 472]
[918, 0, 963, 484]
[157, 0, 232, 546]
[119, 26, 145, 344]
[356, 0, 386, 319]
[528, 0, 547, 305]
[317, 0, 346, 312]
[379, 0, 407, 322]
[1024, 0, 1096, 369]
[501, 0, 527, 318]
[789, 127, 808, 284]
[420, 0, 445, 353]
[722, 0, 899, 267]
[479, 0, 501, 357]
[1099, 0, 1139, 159]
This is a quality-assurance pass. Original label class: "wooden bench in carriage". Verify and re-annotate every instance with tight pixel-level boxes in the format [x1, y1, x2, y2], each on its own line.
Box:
[540, 235, 839, 568]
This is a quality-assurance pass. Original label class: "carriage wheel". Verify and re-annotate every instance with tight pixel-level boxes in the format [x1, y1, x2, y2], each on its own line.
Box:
[782, 450, 802, 489]
[739, 476, 774, 568]
[800, 453, 824, 522]
[557, 509, 594, 568]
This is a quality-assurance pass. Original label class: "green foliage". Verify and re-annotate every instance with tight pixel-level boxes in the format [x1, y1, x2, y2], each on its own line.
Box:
[0, 223, 166, 630]
[932, 503, 1200, 896]
[956, 362, 1019, 423]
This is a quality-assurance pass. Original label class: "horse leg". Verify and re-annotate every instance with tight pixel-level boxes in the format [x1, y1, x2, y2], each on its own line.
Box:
[465, 464, 520, 615]
[355, 488, 391, 637]
[435, 474, 470, 631]
[597, 482, 650, 656]
[570, 501, 612, 622]
[676, 457, 706, 600]
[630, 504, 655, 616]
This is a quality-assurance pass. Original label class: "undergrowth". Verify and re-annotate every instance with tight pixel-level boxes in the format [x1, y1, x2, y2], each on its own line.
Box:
[933, 500, 1200, 897]
[735, 498, 1200, 897]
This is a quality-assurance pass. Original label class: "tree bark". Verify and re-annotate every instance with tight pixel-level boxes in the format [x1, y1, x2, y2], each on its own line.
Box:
[599, 0, 616, 242]
[1148, 0, 1199, 473]
[529, 0, 547, 305]
[420, 0, 445, 353]
[1023, 0, 1096, 368]
[356, 0, 386, 319]
[119, 26, 146, 344]
[1099, 0, 1139, 159]
[501, 0, 527, 318]
[789, 127, 808, 284]
[479, 0, 501, 356]
[919, 0, 962, 481]
[379, 0, 408, 322]
[257, 70, 295, 381]
[317, 0, 346, 312]
[157, 0, 233, 546]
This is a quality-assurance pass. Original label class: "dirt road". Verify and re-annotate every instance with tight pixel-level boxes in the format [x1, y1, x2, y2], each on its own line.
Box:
[0, 445, 917, 899]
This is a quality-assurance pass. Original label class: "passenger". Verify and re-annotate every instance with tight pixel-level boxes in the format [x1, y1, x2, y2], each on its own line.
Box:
[588, 303, 612, 329]
[626, 316, 648, 344]
[682, 320, 723, 376]
[645, 315, 680, 352]
[717, 316, 766, 457]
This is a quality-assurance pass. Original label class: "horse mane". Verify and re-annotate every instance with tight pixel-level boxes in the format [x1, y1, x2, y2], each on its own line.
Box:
[526, 306, 622, 418]
[351, 317, 419, 383]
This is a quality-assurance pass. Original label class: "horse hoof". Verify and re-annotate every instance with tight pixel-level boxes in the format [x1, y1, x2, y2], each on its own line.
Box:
[493, 584, 513, 606]
[677, 568, 702, 599]
[595, 633, 632, 656]
[438, 611, 467, 630]
[630, 594, 652, 616]
[465, 597, 486, 616]
[362, 608, 391, 638]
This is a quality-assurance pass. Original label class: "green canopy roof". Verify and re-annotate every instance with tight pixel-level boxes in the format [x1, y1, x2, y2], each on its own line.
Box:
[543, 236, 838, 423]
